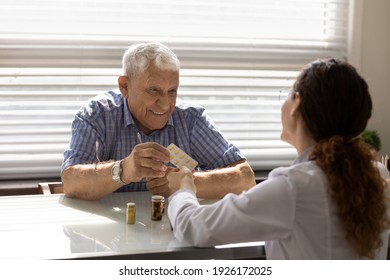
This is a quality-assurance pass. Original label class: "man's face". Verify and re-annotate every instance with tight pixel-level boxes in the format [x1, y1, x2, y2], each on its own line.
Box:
[124, 64, 179, 135]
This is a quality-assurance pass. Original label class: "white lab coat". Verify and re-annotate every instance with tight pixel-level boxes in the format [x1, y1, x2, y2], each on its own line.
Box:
[168, 149, 390, 259]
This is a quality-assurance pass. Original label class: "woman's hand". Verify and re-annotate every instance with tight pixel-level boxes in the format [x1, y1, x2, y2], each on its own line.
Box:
[167, 166, 197, 195]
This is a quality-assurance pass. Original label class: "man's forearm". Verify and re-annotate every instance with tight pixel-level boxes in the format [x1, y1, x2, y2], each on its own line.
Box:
[193, 161, 256, 199]
[61, 162, 119, 201]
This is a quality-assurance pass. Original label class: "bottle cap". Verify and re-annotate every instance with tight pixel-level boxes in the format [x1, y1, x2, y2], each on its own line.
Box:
[152, 195, 164, 201]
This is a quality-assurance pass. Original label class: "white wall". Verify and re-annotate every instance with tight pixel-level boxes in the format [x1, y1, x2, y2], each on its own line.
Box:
[360, 0, 390, 156]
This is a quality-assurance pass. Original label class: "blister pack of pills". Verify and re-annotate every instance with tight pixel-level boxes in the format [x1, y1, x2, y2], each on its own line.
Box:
[167, 143, 198, 170]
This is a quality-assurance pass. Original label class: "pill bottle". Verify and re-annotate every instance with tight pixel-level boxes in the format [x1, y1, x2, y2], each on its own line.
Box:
[126, 202, 136, 224]
[151, 195, 165, 221]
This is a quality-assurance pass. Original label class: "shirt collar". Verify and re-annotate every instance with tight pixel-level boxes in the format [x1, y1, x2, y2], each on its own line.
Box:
[123, 98, 135, 127]
[293, 145, 314, 165]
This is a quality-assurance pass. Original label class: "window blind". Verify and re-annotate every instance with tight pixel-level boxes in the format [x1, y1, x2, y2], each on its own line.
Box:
[0, 0, 350, 180]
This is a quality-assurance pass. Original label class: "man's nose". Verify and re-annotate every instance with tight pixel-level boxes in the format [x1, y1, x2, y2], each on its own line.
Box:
[157, 93, 170, 109]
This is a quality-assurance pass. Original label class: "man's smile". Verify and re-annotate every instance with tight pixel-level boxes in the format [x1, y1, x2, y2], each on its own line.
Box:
[151, 110, 166, 116]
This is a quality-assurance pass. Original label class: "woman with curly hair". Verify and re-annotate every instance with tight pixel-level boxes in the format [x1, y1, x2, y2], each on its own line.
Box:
[166, 58, 390, 259]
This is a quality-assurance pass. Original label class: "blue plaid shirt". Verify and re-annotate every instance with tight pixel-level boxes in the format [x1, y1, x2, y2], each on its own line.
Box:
[62, 90, 245, 192]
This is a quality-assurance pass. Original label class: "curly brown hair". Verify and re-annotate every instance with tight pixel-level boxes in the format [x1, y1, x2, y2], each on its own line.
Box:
[311, 137, 388, 259]
[294, 58, 390, 259]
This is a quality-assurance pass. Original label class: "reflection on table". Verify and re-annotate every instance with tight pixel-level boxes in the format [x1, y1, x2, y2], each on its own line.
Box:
[0, 191, 265, 259]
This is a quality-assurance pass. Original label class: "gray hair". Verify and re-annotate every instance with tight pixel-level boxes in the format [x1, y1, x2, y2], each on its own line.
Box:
[122, 42, 180, 78]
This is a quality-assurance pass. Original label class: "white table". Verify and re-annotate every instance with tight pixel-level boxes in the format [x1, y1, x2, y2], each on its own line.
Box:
[0, 192, 265, 259]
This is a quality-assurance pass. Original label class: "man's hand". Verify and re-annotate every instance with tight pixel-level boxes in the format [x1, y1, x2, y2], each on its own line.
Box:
[146, 167, 178, 197]
[121, 142, 170, 184]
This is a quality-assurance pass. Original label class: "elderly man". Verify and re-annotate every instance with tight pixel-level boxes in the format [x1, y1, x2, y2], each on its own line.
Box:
[61, 42, 255, 200]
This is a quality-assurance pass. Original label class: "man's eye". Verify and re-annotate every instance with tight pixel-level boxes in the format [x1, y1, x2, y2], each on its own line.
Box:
[148, 88, 159, 95]
[169, 90, 177, 96]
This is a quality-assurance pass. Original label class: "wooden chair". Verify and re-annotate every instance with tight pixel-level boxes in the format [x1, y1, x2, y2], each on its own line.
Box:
[38, 182, 64, 195]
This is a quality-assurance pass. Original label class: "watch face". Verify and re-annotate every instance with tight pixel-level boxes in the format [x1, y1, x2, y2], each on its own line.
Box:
[112, 163, 120, 177]
[112, 165, 119, 176]
[112, 161, 124, 185]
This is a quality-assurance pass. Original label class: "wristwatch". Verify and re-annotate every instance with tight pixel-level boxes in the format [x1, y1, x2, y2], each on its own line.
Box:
[112, 160, 126, 186]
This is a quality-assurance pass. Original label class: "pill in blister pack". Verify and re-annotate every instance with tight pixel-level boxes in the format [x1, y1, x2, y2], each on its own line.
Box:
[167, 143, 198, 170]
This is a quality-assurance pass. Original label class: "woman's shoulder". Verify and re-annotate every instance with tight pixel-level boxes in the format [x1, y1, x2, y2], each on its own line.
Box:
[269, 161, 322, 176]
[269, 161, 327, 189]
[374, 161, 390, 180]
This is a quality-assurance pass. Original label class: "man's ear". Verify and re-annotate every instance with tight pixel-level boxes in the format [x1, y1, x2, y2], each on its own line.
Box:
[118, 76, 129, 98]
